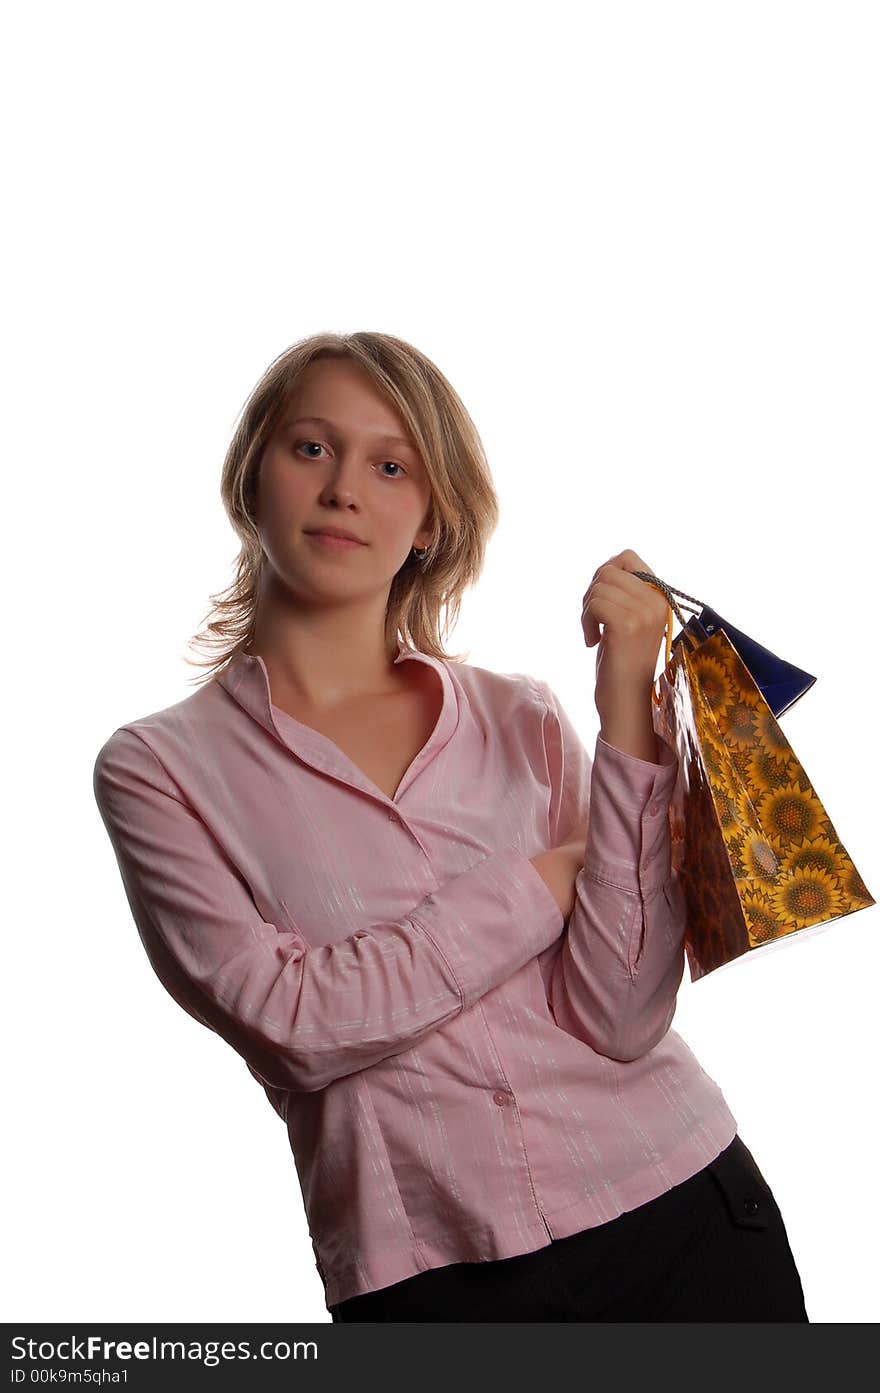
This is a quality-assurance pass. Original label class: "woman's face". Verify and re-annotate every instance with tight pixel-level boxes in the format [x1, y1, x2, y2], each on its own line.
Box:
[254, 358, 434, 606]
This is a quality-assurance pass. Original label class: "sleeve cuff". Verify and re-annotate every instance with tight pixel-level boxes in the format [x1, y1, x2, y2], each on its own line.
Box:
[596, 730, 677, 774]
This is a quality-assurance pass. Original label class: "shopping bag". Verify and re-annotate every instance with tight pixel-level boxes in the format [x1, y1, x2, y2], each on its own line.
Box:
[675, 603, 816, 718]
[634, 576, 817, 719]
[633, 573, 875, 981]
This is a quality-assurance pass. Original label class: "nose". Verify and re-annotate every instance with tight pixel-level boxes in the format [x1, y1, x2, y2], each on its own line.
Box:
[318, 455, 363, 509]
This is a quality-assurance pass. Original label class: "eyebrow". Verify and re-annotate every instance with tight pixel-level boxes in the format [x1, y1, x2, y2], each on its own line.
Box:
[283, 415, 416, 451]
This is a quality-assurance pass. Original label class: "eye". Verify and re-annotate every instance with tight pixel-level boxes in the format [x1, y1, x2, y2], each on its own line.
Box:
[296, 440, 325, 458]
[294, 440, 408, 479]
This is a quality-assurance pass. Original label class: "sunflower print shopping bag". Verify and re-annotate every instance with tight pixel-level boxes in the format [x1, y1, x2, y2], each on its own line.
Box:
[645, 583, 875, 981]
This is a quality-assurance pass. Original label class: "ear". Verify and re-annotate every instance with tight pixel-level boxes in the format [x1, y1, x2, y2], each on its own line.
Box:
[413, 508, 435, 551]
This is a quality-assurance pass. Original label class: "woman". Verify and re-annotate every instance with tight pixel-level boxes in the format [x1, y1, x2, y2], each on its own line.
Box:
[93, 330, 808, 1322]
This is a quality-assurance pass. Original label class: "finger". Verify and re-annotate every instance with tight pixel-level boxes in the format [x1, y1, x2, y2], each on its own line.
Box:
[617, 548, 654, 574]
[581, 591, 633, 647]
[587, 550, 653, 584]
[582, 568, 668, 621]
[580, 581, 639, 639]
[582, 584, 646, 624]
[583, 558, 651, 603]
[582, 582, 669, 649]
[583, 567, 642, 601]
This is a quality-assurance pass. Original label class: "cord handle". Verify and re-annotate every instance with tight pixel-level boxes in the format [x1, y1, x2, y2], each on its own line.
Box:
[629, 571, 708, 705]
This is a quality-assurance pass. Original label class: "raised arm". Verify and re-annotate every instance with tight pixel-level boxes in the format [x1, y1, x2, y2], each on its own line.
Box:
[93, 727, 566, 1095]
[535, 677, 685, 1062]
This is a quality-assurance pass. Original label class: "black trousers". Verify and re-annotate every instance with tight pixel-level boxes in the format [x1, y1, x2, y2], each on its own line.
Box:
[329, 1134, 809, 1322]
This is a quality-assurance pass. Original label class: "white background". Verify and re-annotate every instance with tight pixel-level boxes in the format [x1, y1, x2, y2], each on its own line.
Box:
[4, 0, 877, 1324]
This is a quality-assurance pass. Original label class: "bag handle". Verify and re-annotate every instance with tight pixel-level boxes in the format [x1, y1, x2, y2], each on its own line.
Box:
[629, 571, 708, 705]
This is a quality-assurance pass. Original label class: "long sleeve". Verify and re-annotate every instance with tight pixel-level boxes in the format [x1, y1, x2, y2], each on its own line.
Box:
[535, 678, 685, 1062]
[93, 727, 565, 1095]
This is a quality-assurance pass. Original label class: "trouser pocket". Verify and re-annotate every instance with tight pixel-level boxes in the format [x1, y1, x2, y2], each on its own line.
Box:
[705, 1134, 774, 1230]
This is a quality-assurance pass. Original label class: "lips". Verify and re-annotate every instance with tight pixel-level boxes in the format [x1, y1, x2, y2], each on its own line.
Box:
[305, 529, 366, 552]
[305, 528, 365, 544]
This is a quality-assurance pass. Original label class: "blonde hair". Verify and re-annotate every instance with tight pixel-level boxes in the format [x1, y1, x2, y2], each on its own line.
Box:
[183, 331, 500, 688]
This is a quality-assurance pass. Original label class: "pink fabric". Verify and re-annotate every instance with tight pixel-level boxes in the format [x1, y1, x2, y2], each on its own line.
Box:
[93, 644, 737, 1308]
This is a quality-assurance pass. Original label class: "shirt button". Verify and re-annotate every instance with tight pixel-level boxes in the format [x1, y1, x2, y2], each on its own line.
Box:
[492, 1090, 512, 1107]
[388, 810, 398, 822]
[648, 801, 660, 816]
[743, 1197, 760, 1216]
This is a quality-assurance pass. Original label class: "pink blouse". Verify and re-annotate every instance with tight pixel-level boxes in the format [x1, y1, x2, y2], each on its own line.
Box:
[92, 643, 737, 1309]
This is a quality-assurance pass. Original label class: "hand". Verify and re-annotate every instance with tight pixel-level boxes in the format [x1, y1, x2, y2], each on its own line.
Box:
[565, 814, 589, 846]
[530, 841, 586, 923]
[580, 548, 669, 762]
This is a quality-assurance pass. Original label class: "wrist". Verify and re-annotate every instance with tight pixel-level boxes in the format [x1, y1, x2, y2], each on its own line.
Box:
[598, 687, 659, 763]
[599, 724, 661, 763]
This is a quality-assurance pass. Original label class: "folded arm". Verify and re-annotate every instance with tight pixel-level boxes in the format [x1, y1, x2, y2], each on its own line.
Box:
[93, 727, 566, 1094]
